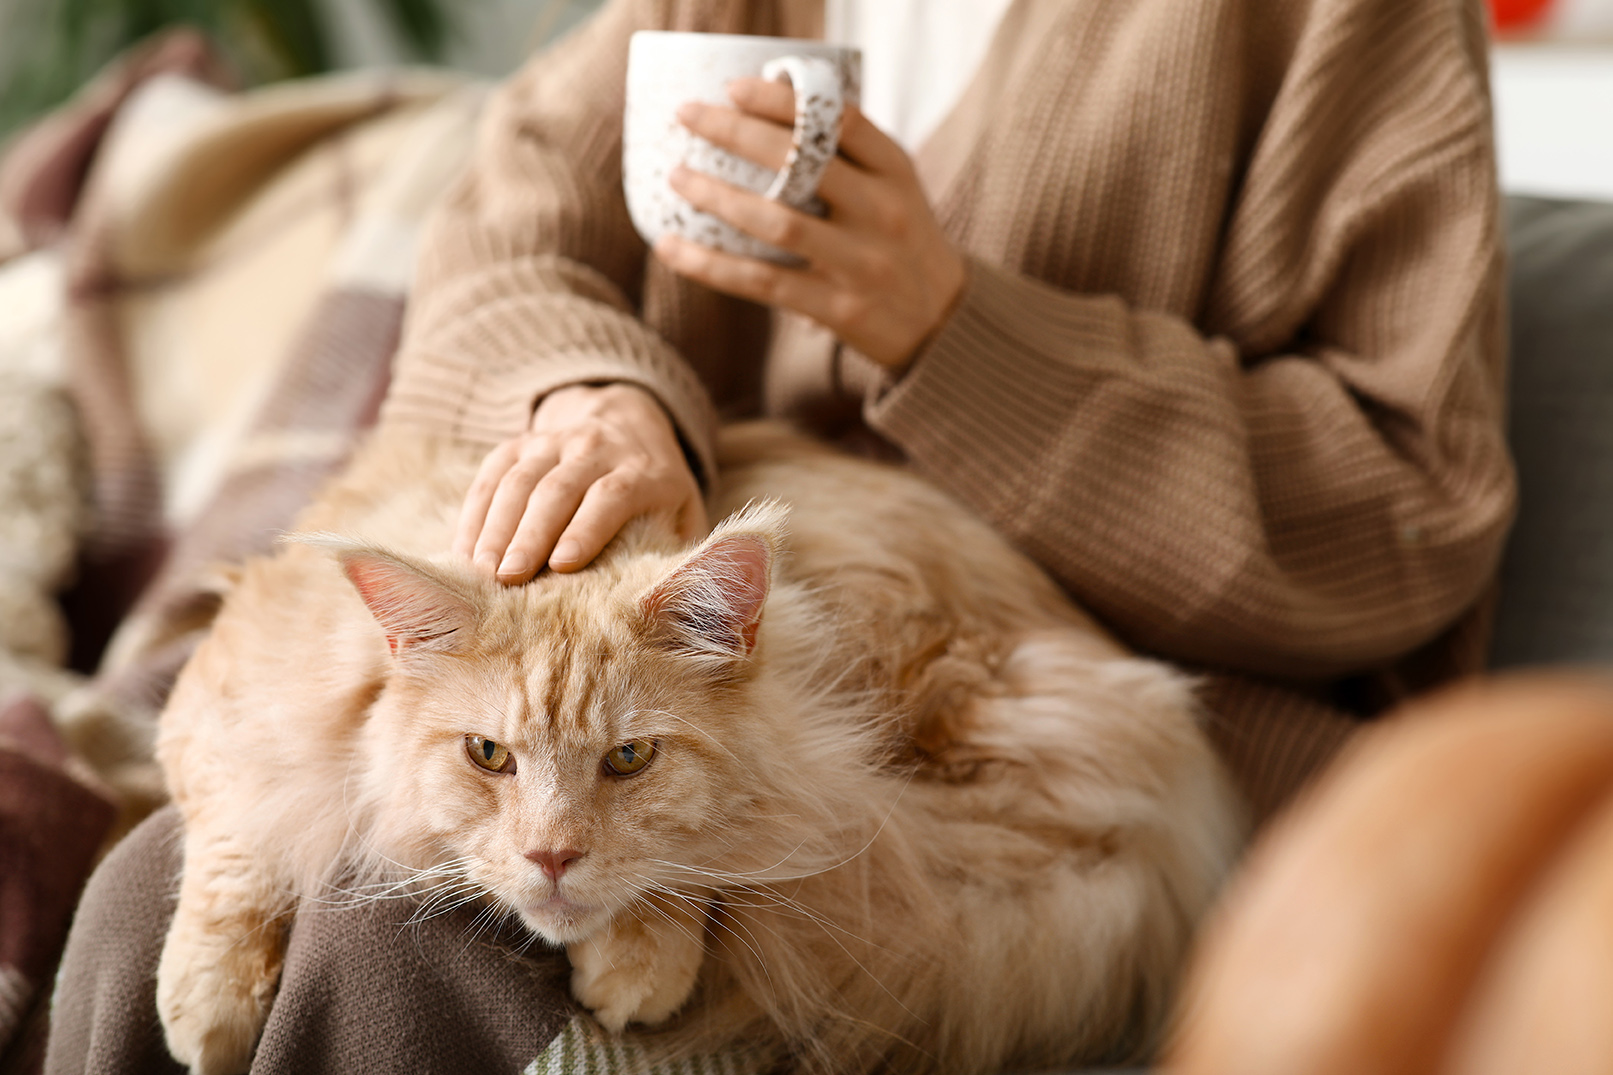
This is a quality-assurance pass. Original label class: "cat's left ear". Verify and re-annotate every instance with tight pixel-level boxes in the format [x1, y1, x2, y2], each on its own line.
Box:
[640, 501, 786, 666]
[339, 548, 478, 656]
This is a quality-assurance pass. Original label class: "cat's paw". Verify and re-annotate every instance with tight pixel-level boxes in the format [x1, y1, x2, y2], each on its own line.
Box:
[568, 896, 708, 1031]
[156, 916, 285, 1074]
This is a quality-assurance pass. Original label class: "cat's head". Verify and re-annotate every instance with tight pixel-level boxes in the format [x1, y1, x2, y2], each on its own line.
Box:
[326, 503, 873, 944]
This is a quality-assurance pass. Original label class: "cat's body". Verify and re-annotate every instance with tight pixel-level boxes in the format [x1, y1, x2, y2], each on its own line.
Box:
[155, 422, 1242, 1075]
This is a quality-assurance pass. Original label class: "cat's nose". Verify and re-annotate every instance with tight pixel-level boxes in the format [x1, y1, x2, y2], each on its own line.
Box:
[525, 847, 584, 880]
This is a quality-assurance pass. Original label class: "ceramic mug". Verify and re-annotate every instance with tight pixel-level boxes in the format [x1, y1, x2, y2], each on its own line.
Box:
[623, 31, 862, 263]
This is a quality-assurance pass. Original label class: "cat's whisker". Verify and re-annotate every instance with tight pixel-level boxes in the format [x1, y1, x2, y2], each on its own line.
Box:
[699, 896, 918, 1048]
[461, 903, 507, 947]
[716, 887, 888, 959]
[310, 862, 467, 905]
[644, 839, 846, 886]
[626, 707, 745, 766]
[406, 884, 486, 925]
[730, 896, 920, 1029]
[637, 882, 778, 995]
[506, 913, 553, 957]
[634, 886, 720, 952]
[663, 765, 920, 891]
[636, 870, 896, 989]
[643, 830, 836, 884]
[405, 868, 486, 914]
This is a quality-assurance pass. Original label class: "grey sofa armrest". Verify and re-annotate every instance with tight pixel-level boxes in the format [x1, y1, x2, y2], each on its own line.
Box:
[1491, 196, 1613, 667]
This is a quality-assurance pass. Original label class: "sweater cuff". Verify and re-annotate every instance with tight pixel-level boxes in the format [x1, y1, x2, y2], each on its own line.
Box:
[382, 349, 719, 491]
[863, 256, 1129, 514]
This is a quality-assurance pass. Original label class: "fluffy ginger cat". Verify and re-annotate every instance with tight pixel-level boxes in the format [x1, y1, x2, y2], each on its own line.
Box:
[154, 421, 1242, 1075]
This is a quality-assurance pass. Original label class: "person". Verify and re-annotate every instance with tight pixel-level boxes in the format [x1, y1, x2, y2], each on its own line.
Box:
[46, 0, 1515, 1071]
[386, 0, 1514, 823]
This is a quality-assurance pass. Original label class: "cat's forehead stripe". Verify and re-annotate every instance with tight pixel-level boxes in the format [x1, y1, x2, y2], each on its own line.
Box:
[523, 606, 618, 735]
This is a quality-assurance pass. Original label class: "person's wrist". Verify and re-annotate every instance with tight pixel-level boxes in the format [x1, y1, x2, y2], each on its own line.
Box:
[884, 249, 967, 376]
[531, 382, 660, 430]
[530, 382, 594, 429]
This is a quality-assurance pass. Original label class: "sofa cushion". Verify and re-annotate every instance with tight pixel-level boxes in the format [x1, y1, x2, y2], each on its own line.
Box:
[1491, 196, 1613, 667]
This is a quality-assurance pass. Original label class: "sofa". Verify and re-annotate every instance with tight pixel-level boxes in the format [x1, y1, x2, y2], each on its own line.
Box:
[2, 38, 1613, 1073]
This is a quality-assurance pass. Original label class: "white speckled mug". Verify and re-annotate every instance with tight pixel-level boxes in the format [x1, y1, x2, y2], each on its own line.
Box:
[624, 31, 862, 263]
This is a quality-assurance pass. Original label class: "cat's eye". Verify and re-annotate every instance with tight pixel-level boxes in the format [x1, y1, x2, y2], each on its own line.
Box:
[465, 734, 516, 774]
[603, 740, 657, 776]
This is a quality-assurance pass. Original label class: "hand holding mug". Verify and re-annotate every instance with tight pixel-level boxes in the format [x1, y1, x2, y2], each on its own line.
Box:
[655, 77, 966, 372]
[622, 31, 966, 372]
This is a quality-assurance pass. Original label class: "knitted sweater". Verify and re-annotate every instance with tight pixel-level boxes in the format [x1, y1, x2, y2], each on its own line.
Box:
[383, 0, 1515, 821]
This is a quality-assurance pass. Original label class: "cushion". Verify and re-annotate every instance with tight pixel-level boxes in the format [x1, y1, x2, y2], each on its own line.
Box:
[1490, 195, 1613, 667]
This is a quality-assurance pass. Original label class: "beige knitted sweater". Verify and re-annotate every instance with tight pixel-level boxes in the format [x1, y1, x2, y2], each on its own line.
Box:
[384, 0, 1515, 821]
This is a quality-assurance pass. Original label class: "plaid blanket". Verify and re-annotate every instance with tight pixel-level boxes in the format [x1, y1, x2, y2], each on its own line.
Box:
[0, 32, 484, 1070]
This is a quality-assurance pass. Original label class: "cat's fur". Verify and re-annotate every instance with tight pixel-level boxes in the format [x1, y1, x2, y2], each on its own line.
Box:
[154, 421, 1242, 1075]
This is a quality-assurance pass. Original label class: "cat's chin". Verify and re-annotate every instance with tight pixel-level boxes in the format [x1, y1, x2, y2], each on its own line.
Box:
[519, 895, 608, 944]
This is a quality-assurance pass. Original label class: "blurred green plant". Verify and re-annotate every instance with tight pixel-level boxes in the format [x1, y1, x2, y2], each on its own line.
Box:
[0, 0, 454, 139]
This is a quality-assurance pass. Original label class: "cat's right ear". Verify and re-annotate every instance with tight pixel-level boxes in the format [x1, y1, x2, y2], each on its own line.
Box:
[338, 549, 477, 656]
[639, 501, 786, 668]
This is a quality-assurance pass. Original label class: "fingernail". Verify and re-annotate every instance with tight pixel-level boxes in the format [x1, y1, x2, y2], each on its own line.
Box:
[475, 552, 500, 575]
[497, 551, 530, 578]
[668, 163, 690, 189]
[551, 539, 581, 566]
[676, 100, 701, 124]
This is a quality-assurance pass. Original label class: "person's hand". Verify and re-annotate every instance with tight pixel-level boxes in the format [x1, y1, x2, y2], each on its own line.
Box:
[654, 77, 967, 372]
[453, 383, 706, 584]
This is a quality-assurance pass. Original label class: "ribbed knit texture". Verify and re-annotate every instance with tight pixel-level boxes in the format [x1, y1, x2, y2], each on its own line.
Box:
[385, 0, 1515, 821]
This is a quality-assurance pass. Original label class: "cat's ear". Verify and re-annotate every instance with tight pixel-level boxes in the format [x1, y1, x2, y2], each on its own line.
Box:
[338, 548, 477, 656]
[640, 502, 786, 665]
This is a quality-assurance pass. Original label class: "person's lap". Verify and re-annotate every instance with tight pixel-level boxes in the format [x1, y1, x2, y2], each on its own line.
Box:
[45, 807, 573, 1075]
[47, 809, 1159, 1075]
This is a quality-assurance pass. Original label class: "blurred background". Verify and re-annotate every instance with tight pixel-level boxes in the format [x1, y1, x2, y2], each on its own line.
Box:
[1491, 0, 1613, 200]
[0, 0, 1611, 197]
[0, 0, 601, 138]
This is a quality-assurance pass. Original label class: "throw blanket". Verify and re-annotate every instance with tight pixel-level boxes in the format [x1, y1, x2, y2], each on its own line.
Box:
[0, 31, 483, 1070]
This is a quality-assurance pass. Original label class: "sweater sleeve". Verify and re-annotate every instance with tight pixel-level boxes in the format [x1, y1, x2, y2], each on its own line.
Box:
[382, 0, 719, 484]
[866, 6, 1515, 681]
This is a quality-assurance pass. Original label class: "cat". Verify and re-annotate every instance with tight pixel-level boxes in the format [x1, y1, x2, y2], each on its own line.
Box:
[153, 420, 1243, 1075]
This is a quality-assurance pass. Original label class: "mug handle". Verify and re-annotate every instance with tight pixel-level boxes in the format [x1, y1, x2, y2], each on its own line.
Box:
[759, 55, 844, 207]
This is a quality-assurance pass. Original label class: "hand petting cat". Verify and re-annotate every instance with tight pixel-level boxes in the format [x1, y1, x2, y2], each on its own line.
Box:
[457, 79, 965, 582]
[453, 382, 706, 584]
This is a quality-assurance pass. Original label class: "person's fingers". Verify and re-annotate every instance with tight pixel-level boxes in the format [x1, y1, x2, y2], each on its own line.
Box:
[668, 165, 840, 262]
[678, 99, 793, 172]
[718, 82, 914, 177]
[496, 453, 609, 582]
[473, 476, 542, 579]
[723, 77, 794, 124]
[454, 439, 520, 560]
[471, 448, 560, 576]
[652, 232, 843, 325]
[684, 93, 884, 214]
[832, 104, 912, 178]
[547, 471, 650, 573]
